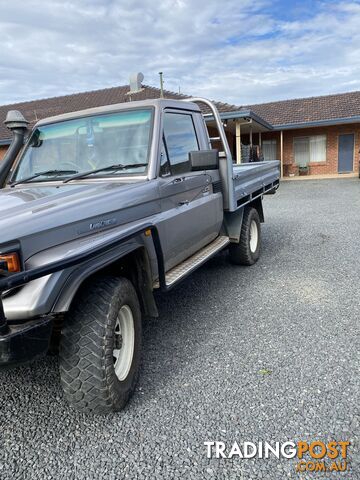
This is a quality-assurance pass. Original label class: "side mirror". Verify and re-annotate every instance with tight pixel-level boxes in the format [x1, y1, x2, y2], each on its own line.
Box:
[189, 149, 219, 171]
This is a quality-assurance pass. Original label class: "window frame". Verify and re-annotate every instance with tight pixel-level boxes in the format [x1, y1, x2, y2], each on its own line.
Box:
[293, 134, 327, 166]
[159, 135, 172, 177]
[9, 106, 155, 184]
[160, 110, 200, 177]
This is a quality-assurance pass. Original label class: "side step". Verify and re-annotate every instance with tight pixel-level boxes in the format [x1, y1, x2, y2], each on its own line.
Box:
[154, 236, 230, 289]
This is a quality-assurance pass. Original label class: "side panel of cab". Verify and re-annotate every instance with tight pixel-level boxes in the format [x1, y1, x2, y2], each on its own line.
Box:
[154, 107, 224, 271]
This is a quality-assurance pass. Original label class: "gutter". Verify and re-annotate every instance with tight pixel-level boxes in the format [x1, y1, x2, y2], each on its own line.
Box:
[204, 110, 273, 131]
[273, 115, 360, 130]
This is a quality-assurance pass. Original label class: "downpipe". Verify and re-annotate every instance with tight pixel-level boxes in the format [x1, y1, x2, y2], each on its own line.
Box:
[0, 110, 29, 188]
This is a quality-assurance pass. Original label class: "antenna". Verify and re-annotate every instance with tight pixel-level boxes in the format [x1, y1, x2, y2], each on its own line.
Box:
[159, 72, 164, 98]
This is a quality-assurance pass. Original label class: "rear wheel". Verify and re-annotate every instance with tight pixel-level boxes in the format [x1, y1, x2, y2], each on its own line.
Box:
[229, 207, 261, 265]
[59, 276, 142, 414]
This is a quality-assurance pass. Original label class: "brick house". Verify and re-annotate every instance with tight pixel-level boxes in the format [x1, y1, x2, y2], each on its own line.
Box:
[205, 91, 360, 176]
[1, 84, 359, 177]
[247, 91, 360, 176]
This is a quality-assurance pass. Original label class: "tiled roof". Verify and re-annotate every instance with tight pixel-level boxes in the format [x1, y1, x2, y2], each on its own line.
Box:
[245, 90, 360, 127]
[3, 85, 360, 143]
[0, 84, 240, 142]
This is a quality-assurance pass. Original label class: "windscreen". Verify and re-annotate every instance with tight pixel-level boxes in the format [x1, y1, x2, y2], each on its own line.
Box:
[12, 108, 153, 182]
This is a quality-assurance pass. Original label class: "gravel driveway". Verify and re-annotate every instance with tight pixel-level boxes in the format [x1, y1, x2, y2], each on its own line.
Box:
[0, 178, 359, 480]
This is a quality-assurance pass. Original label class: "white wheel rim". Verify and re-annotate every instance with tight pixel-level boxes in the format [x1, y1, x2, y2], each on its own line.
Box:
[249, 220, 258, 253]
[113, 305, 135, 381]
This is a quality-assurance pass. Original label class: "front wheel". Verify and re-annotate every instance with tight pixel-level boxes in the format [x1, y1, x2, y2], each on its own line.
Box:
[229, 207, 261, 265]
[59, 276, 142, 414]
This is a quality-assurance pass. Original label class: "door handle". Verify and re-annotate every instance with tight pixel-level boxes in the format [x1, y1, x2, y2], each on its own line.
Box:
[173, 177, 185, 184]
[178, 200, 189, 206]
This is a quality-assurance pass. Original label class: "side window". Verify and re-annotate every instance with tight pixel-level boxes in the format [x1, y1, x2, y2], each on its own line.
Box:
[163, 112, 199, 175]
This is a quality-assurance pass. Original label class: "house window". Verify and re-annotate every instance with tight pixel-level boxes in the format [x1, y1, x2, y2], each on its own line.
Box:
[262, 140, 277, 160]
[294, 135, 326, 165]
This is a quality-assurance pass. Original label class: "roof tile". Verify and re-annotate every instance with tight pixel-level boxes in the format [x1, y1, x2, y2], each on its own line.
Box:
[2, 85, 360, 142]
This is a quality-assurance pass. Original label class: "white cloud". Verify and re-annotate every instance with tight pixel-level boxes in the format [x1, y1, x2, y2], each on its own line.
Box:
[0, 0, 359, 106]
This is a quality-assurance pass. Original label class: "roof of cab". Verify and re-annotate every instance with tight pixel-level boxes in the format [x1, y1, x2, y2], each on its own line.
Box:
[34, 98, 201, 127]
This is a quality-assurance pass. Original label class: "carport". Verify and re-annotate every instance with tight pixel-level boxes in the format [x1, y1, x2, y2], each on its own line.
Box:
[204, 109, 275, 166]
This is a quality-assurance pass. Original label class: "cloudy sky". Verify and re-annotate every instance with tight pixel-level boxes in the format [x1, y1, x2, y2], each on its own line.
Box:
[1, 0, 360, 106]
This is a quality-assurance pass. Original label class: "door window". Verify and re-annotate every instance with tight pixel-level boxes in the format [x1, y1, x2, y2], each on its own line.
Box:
[163, 113, 199, 174]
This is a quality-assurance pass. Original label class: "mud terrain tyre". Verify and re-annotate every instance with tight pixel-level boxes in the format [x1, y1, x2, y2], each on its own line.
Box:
[59, 276, 142, 413]
[229, 207, 261, 266]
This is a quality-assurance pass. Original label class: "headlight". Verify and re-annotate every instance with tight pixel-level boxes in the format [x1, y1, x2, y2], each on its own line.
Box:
[0, 252, 21, 273]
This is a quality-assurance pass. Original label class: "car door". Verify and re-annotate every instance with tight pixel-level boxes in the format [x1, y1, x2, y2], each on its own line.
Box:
[158, 110, 223, 271]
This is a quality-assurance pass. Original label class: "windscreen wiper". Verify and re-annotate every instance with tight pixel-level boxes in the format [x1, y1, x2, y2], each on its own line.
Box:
[9, 169, 79, 187]
[63, 163, 148, 183]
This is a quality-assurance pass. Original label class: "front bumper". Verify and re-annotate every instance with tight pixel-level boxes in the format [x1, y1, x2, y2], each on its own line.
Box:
[0, 316, 53, 367]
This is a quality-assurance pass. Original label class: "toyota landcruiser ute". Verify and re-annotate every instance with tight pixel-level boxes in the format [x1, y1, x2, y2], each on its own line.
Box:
[0, 97, 279, 413]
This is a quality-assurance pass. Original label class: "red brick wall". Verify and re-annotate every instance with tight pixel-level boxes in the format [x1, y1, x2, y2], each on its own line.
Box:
[0, 146, 8, 161]
[262, 124, 360, 176]
[208, 126, 236, 156]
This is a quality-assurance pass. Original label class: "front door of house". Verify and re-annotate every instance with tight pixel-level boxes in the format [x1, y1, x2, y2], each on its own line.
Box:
[338, 134, 354, 173]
